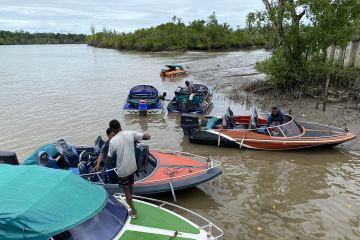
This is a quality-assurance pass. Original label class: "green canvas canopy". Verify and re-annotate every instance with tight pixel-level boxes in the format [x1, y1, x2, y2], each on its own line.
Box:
[0, 165, 108, 240]
[165, 64, 184, 70]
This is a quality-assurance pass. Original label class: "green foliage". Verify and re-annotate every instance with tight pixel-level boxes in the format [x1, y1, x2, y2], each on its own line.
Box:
[88, 13, 268, 51]
[0, 30, 87, 45]
[256, 0, 360, 91]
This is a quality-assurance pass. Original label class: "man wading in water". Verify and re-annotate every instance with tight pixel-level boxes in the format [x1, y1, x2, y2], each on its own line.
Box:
[101, 119, 150, 218]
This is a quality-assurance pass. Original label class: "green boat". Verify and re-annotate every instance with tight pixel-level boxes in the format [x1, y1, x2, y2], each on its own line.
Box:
[0, 164, 223, 240]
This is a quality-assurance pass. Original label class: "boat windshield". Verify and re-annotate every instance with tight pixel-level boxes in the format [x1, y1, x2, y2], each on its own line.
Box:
[267, 115, 303, 137]
[52, 196, 128, 240]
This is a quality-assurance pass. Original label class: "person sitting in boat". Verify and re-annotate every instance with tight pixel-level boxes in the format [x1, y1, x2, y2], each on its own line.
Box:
[99, 119, 151, 219]
[95, 128, 117, 183]
[266, 107, 285, 127]
[38, 151, 59, 169]
[185, 80, 196, 103]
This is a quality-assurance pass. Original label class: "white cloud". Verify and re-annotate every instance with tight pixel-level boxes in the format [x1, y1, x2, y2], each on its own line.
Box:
[0, 0, 264, 33]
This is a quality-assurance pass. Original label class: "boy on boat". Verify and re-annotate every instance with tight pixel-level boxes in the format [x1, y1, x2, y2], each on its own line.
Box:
[101, 119, 150, 218]
[95, 128, 117, 183]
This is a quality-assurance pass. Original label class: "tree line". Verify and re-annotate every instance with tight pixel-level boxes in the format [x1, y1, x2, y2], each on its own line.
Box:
[88, 13, 268, 51]
[253, 0, 360, 97]
[0, 30, 87, 45]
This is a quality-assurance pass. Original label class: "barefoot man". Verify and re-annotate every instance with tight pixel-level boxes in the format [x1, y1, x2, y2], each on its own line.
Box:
[102, 119, 150, 218]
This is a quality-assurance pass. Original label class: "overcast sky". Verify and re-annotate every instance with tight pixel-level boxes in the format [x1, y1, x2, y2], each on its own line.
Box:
[0, 0, 264, 34]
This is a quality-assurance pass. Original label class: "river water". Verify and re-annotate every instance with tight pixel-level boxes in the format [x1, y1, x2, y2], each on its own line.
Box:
[1, 44, 359, 239]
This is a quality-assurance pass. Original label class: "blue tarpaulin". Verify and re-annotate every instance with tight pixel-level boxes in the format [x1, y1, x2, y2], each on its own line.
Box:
[129, 85, 158, 96]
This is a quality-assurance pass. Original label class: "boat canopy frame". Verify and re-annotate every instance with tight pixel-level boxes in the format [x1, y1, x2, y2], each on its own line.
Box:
[216, 113, 347, 139]
[165, 64, 184, 70]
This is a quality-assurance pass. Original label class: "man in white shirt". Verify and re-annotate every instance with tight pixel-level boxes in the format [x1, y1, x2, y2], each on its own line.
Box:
[103, 119, 150, 218]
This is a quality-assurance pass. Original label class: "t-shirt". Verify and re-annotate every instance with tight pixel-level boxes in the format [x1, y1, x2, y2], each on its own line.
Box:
[108, 131, 144, 177]
[188, 82, 196, 94]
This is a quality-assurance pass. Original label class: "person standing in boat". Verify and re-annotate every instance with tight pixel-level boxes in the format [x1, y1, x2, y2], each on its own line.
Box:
[266, 107, 285, 127]
[102, 119, 150, 218]
[185, 80, 196, 103]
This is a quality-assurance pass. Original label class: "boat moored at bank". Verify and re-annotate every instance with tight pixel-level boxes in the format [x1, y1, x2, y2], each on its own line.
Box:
[180, 108, 356, 150]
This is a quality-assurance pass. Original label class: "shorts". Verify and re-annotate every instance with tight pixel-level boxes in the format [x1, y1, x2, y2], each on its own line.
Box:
[189, 93, 196, 101]
[118, 174, 135, 189]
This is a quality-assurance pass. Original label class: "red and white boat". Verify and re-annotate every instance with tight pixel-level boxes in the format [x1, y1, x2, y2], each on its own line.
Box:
[180, 108, 356, 150]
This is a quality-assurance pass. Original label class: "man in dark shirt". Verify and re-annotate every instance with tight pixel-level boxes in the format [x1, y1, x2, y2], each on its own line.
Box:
[157, 92, 169, 101]
[95, 128, 117, 183]
[266, 106, 285, 127]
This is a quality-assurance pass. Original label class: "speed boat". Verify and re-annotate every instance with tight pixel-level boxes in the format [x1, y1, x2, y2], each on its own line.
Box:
[123, 85, 163, 114]
[160, 64, 187, 77]
[0, 164, 223, 240]
[22, 139, 222, 197]
[180, 108, 356, 150]
[167, 84, 212, 114]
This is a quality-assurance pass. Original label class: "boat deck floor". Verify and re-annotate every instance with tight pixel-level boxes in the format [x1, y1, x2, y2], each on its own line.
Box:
[300, 122, 345, 138]
[118, 201, 200, 240]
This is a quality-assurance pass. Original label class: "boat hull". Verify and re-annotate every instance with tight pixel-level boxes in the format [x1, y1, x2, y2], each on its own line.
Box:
[167, 100, 211, 114]
[105, 167, 222, 195]
[160, 70, 186, 77]
[123, 108, 163, 114]
[189, 126, 356, 150]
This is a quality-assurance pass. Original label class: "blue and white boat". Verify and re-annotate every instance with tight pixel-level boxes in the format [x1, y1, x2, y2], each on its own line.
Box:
[123, 85, 163, 114]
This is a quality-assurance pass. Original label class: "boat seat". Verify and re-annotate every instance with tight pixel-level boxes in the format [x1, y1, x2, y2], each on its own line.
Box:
[205, 117, 218, 129]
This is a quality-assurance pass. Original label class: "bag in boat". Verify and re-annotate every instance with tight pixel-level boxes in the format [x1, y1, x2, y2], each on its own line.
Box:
[55, 139, 79, 167]
[135, 143, 149, 176]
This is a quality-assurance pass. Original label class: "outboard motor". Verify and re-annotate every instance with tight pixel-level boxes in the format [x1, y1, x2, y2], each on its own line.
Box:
[55, 139, 79, 167]
[249, 108, 259, 129]
[135, 143, 149, 176]
[0, 151, 19, 165]
[223, 107, 235, 129]
[180, 113, 199, 136]
[139, 99, 147, 116]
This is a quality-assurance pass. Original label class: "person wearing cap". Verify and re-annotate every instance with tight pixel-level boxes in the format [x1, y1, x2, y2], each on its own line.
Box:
[38, 151, 59, 169]
[266, 107, 285, 127]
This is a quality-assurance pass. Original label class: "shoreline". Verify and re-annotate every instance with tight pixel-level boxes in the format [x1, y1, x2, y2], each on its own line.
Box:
[88, 44, 267, 53]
